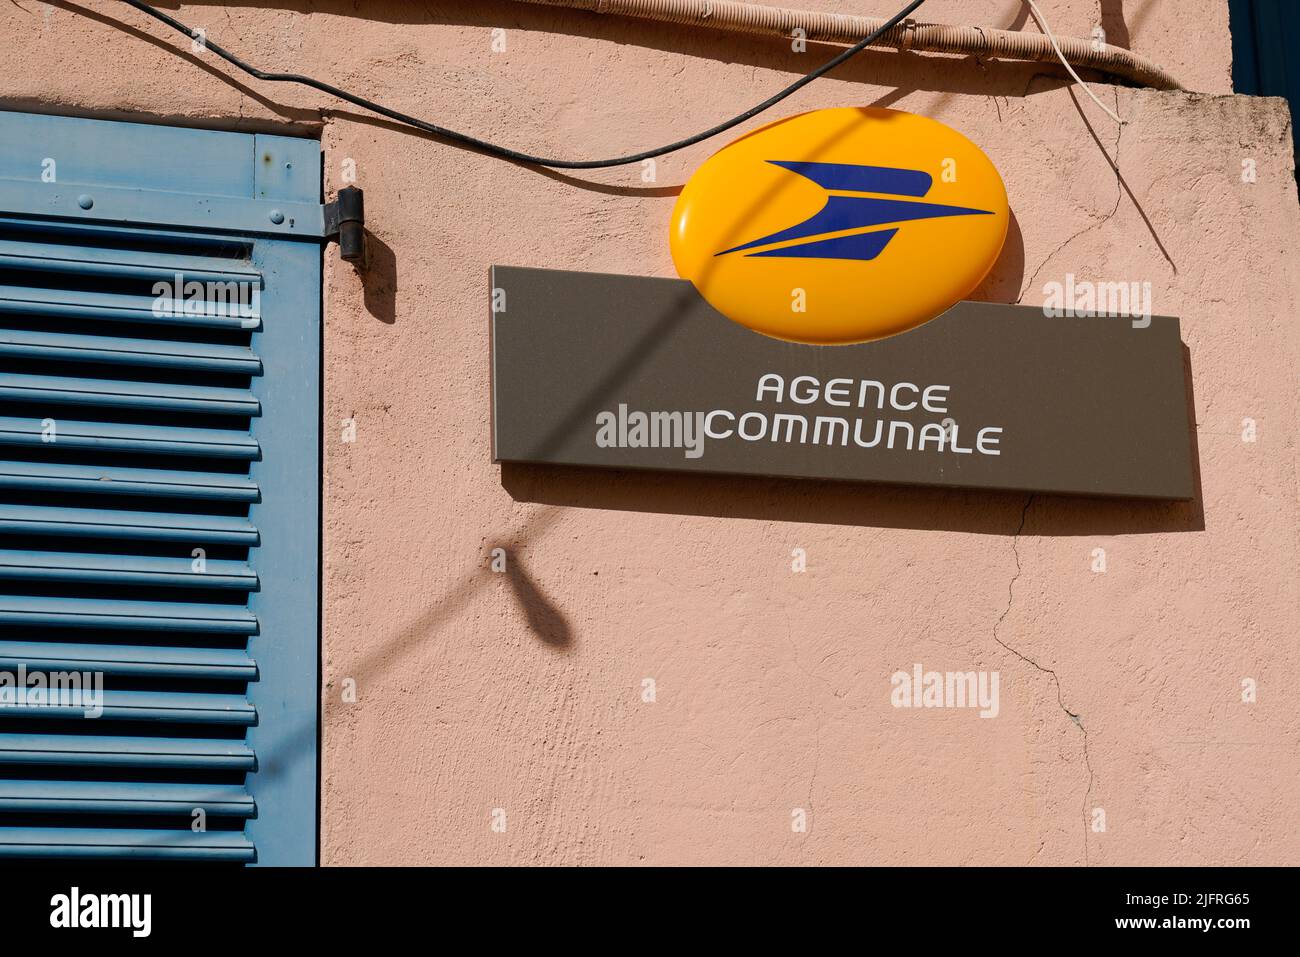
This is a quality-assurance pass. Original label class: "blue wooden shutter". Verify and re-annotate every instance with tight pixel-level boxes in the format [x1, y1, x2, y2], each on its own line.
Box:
[0, 111, 321, 865]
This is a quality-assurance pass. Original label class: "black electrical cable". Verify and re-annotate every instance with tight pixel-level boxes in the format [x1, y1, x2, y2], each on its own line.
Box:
[117, 0, 927, 170]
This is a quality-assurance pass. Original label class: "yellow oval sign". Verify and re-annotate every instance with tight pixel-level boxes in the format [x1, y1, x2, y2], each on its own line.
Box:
[670, 107, 1009, 344]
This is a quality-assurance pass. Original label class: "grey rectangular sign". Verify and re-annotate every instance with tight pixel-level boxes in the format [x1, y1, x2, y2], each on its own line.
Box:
[490, 266, 1195, 500]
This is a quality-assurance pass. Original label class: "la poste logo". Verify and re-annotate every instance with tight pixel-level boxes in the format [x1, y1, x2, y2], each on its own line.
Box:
[670, 107, 1009, 344]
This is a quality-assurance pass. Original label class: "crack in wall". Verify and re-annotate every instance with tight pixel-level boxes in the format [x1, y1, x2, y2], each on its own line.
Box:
[991, 494, 1097, 865]
[1019, 86, 1127, 303]
[999, 87, 1128, 864]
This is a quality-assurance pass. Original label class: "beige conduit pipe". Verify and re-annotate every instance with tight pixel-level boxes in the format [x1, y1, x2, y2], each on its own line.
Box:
[514, 0, 1181, 90]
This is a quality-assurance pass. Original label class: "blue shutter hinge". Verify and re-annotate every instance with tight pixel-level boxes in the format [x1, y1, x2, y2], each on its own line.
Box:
[322, 186, 366, 264]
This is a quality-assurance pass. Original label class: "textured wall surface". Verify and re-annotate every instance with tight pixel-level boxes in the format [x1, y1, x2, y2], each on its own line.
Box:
[2, 2, 1295, 866]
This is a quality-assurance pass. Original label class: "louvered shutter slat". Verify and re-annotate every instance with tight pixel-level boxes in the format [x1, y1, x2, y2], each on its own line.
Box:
[0, 284, 262, 329]
[0, 641, 256, 679]
[0, 688, 255, 724]
[0, 595, 258, 632]
[0, 504, 258, 543]
[0, 373, 261, 416]
[0, 828, 256, 861]
[0, 734, 255, 770]
[0, 329, 263, 375]
[0, 780, 255, 817]
[0, 550, 257, 589]
[0, 461, 260, 502]
[0, 417, 261, 458]
[0, 235, 263, 286]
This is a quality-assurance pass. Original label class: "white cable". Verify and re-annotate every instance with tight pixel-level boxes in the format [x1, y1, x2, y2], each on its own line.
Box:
[1022, 0, 1125, 125]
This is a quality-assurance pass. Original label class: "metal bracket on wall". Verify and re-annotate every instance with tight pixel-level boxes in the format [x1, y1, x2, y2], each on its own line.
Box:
[323, 186, 366, 264]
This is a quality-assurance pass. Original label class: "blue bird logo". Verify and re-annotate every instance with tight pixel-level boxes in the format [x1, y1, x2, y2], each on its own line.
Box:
[715, 161, 994, 261]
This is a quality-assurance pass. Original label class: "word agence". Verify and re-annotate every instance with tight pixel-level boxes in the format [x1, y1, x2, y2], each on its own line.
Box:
[593, 373, 1005, 459]
[709, 373, 1004, 454]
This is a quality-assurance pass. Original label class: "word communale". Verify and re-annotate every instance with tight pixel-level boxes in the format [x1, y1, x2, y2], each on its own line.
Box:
[595, 373, 1005, 459]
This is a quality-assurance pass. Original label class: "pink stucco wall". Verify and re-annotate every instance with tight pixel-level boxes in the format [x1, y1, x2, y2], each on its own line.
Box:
[3, 2, 1296, 865]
